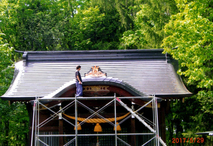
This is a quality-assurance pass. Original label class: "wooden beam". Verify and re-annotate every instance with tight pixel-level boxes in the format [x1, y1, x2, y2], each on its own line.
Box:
[160, 101, 166, 142]
[131, 118, 136, 146]
[59, 119, 63, 146]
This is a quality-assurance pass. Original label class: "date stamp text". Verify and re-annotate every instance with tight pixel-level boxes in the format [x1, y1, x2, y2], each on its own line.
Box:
[172, 137, 204, 143]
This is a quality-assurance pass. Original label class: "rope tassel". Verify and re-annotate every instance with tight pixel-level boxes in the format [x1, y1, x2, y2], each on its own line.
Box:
[94, 123, 102, 132]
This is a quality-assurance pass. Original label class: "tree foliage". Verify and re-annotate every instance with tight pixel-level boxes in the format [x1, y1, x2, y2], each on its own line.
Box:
[135, 0, 178, 48]
[0, 33, 29, 145]
[0, 0, 123, 51]
[119, 0, 178, 49]
[89, 0, 144, 30]
[163, 0, 213, 144]
[72, 6, 122, 50]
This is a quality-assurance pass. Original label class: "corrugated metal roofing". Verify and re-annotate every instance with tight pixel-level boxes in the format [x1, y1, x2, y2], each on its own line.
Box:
[1, 49, 192, 100]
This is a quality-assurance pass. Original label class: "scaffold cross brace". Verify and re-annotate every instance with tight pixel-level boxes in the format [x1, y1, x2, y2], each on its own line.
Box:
[116, 97, 121, 102]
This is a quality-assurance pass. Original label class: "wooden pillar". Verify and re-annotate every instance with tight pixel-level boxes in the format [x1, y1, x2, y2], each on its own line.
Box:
[159, 101, 166, 142]
[26, 102, 33, 146]
[131, 118, 136, 146]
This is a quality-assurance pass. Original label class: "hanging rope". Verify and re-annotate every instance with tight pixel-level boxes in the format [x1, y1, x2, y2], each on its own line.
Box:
[63, 112, 130, 123]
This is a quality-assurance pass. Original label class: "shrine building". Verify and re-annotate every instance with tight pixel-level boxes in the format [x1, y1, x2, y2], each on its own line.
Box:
[1, 49, 192, 146]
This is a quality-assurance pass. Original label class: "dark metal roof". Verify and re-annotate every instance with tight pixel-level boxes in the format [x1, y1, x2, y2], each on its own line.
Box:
[21, 49, 170, 62]
[1, 49, 192, 100]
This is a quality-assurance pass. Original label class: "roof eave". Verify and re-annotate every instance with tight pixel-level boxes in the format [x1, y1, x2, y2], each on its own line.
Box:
[0, 96, 41, 101]
[155, 93, 193, 98]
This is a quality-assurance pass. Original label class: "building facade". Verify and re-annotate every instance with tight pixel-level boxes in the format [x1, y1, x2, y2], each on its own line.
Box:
[1, 49, 191, 146]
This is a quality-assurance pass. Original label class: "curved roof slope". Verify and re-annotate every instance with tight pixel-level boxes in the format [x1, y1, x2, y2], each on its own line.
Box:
[1, 49, 192, 100]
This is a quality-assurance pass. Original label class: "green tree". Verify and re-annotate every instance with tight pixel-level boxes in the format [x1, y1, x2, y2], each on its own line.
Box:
[0, 33, 29, 145]
[163, 0, 213, 144]
[0, 0, 123, 51]
[89, 0, 143, 30]
[0, 32, 13, 146]
[73, 6, 122, 50]
[0, 33, 13, 97]
[119, 0, 178, 49]
[119, 29, 147, 49]
[0, 0, 86, 51]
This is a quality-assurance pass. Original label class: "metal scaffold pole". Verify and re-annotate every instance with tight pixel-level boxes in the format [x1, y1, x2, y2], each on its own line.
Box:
[35, 97, 38, 146]
[153, 95, 159, 146]
[31, 100, 36, 146]
[116, 97, 155, 133]
[155, 96, 160, 146]
[114, 93, 117, 146]
[75, 95, 78, 146]
[38, 97, 40, 146]
[31, 95, 166, 146]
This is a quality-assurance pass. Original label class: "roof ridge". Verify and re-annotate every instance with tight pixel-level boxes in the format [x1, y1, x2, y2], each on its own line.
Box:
[20, 49, 170, 63]
[16, 49, 164, 53]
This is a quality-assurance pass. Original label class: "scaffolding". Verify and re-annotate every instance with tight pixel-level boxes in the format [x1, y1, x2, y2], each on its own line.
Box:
[31, 95, 167, 146]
